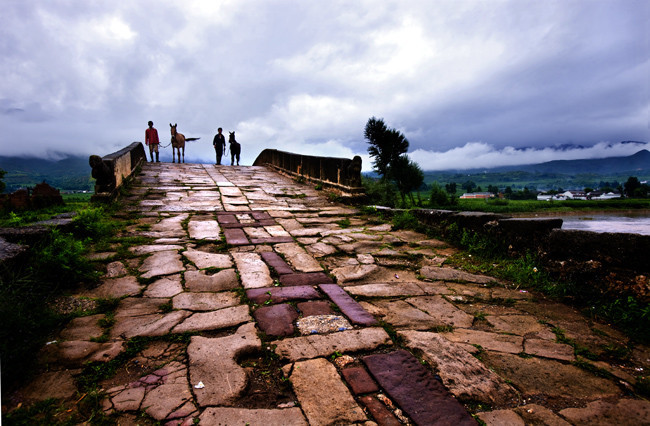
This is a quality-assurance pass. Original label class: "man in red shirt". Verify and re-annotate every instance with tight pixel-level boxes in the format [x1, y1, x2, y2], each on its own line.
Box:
[145, 121, 160, 162]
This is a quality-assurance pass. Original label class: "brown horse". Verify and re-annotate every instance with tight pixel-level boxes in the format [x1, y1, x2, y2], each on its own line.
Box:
[169, 123, 186, 163]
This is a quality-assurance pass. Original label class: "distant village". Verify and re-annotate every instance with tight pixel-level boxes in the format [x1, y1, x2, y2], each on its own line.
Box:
[460, 190, 623, 201]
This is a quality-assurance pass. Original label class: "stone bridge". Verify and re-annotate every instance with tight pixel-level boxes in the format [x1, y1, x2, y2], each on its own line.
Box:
[15, 162, 650, 425]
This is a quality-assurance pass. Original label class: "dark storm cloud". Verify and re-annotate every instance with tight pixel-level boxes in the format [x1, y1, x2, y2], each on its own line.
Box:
[0, 0, 647, 170]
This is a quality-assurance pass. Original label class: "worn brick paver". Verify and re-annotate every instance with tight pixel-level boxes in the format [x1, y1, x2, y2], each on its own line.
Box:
[15, 162, 650, 425]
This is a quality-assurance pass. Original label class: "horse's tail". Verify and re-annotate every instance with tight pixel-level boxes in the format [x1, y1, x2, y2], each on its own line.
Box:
[185, 137, 200, 142]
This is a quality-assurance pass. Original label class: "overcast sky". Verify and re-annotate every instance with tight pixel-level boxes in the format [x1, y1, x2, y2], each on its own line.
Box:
[1, 0, 648, 171]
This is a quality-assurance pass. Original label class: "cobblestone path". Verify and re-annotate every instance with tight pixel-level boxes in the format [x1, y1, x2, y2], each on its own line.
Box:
[14, 163, 650, 424]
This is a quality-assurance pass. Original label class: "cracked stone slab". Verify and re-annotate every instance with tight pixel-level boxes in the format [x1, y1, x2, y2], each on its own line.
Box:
[368, 299, 445, 330]
[232, 252, 273, 288]
[514, 404, 570, 425]
[183, 249, 233, 269]
[39, 340, 124, 366]
[420, 265, 496, 284]
[272, 327, 391, 361]
[290, 358, 366, 425]
[363, 350, 475, 426]
[477, 409, 525, 425]
[487, 314, 547, 335]
[139, 250, 184, 279]
[319, 284, 377, 326]
[184, 269, 238, 292]
[129, 244, 184, 255]
[21, 370, 78, 402]
[188, 323, 261, 406]
[273, 242, 323, 272]
[172, 291, 239, 311]
[173, 305, 252, 333]
[199, 407, 307, 425]
[142, 381, 193, 421]
[400, 329, 518, 405]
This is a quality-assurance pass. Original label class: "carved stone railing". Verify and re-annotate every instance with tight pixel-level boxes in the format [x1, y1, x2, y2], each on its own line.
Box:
[89, 142, 147, 201]
[253, 149, 364, 196]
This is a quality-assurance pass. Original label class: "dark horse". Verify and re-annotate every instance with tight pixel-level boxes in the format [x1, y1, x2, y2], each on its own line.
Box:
[229, 132, 240, 166]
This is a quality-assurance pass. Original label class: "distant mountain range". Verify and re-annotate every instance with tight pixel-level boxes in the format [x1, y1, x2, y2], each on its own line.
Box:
[0, 155, 93, 192]
[1, 149, 649, 193]
[483, 149, 650, 174]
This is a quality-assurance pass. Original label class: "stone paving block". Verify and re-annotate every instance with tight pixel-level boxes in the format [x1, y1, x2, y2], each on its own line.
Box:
[260, 251, 294, 275]
[112, 310, 191, 339]
[21, 370, 78, 402]
[182, 249, 233, 269]
[250, 236, 295, 244]
[184, 269, 238, 292]
[524, 338, 575, 361]
[359, 395, 402, 426]
[60, 314, 104, 341]
[319, 283, 378, 326]
[486, 352, 620, 399]
[331, 264, 379, 283]
[142, 382, 193, 421]
[297, 300, 334, 316]
[143, 274, 184, 298]
[344, 282, 426, 297]
[246, 286, 321, 305]
[224, 228, 250, 245]
[252, 211, 272, 220]
[400, 329, 518, 405]
[187, 220, 220, 240]
[477, 409, 525, 425]
[274, 242, 323, 272]
[341, 366, 380, 395]
[296, 315, 352, 335]
[84, 276, 144, 298]
[280, 272, 333, 286]
[254, 303, 299, 336]
[244, 226, 272, 240]
[406, 295, 475, 328]
[111, 387, 145, 412]
[363, 350, 475, 426]
[173, 305, 252, 333]
[487, 314, 547, 335]
[39, 340, 125, 366]
[199, 407, 307, 425]
[272, 327, 391, 361]
[442, 328, 524, 354]
[514, 404, 571, 426]
[172, 291, 239, 311]
[140, 250, 184, 279]
[264, 225, 291, 238]
[290, 358, 366, 425]
[420, 265, 496, 284]
[559, 398, 650, 425]
[188, 323, 261, 407]
[216, 214, 238, 224]
[232, 252, 273, 289]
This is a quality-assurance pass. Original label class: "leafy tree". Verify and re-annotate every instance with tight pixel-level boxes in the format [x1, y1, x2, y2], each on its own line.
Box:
[487, 185, 499, 195]
[445, 182, 457, 195]
[0, 168, 5, 193]
[364, 117, 409, 180]
[461, 180, 476, 193]
[430, 183, 456, 208]
[624, 176, 641, 197]
[390, 155, 424, 205]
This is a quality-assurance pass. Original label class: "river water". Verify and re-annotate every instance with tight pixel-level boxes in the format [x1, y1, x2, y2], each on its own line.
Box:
[540, 212, 650, 235]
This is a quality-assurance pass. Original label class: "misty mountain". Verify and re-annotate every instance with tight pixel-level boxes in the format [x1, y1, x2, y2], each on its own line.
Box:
[0, 155, 93, 192]
[448, 149, 650, 175]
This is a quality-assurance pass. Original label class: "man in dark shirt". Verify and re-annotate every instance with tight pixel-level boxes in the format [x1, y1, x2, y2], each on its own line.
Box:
[213, 127, 226, 165]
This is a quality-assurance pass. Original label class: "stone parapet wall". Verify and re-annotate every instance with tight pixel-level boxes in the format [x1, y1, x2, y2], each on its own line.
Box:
[89, 142, 146, 201]
[253, 149, 364, 195]
[412, 208, 649, 301]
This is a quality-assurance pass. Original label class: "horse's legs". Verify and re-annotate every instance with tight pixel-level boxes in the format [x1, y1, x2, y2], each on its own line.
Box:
[182, 146, 185, 163]
[172, 147, 176, 163]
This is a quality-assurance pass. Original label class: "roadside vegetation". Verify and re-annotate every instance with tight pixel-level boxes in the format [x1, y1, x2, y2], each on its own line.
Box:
[0, 193, 120, 395]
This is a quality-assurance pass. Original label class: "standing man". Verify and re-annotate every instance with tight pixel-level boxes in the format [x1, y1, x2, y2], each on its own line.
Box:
[213, 127, 226, 165]
[145, 121, 160, 162]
